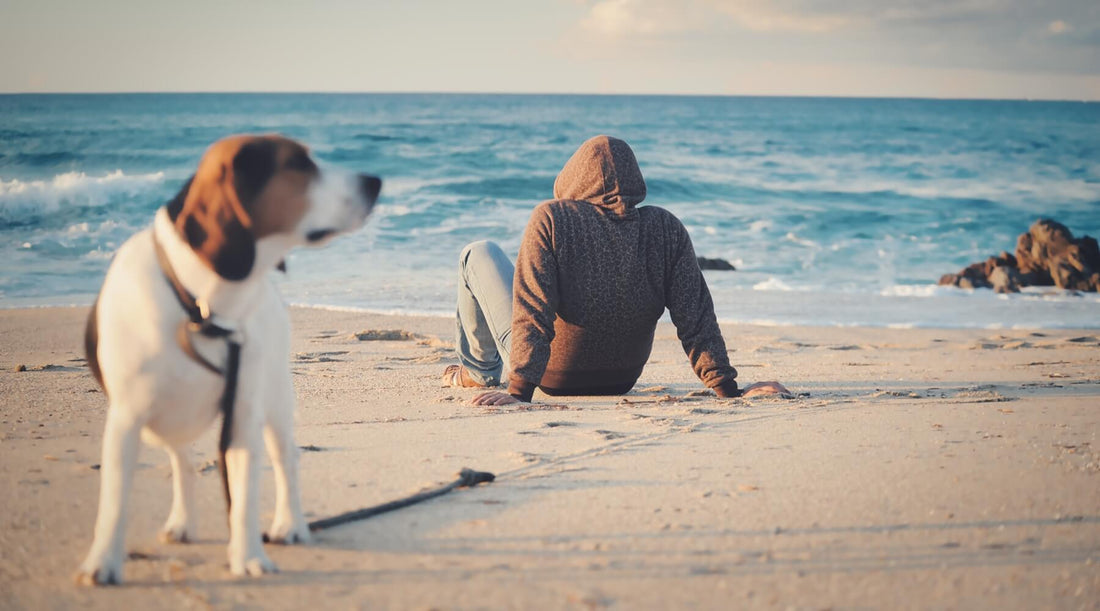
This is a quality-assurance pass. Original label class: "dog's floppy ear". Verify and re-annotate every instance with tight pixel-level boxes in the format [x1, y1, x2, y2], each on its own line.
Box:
[172, 139, 276, 281]
[166, 175, 195, 223]
[232, 139, 278, 209]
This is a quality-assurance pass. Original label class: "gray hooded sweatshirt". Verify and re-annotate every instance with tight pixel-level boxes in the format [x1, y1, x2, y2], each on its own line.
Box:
[507, 135, 739, 401]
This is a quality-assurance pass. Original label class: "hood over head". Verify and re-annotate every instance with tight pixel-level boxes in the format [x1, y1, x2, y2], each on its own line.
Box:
[553, 135, 646, 217]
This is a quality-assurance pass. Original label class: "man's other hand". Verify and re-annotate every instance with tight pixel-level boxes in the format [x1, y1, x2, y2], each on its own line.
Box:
[741, 381, 791, 398]
[471, 391, 522, 406]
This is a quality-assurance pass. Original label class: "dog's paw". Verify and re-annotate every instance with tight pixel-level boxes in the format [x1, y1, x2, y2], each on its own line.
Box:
[263, 521, 312, 545]
[159, 526, 192, 544]
[74, 559, 122, 586]
[229, 549, 278, 577]
[159, 519, 195, 544]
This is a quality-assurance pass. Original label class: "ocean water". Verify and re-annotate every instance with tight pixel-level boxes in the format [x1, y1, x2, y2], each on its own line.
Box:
[1, 93, 1098, 328]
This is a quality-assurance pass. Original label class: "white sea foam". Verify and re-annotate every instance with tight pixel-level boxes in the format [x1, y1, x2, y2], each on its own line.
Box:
[783, 232, 819, 249]
[748, 220, 772, 233]
[379, 204, 412, 216]
[752, 277, 797, 292]
[0, 170, 165, 223]
[81, 249, 115, 261]
[291, 302, 451, 318]
[880, 284, 946, 298]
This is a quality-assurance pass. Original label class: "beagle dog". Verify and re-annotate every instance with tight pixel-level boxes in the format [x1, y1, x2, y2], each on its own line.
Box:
[76, 135, 381, 584]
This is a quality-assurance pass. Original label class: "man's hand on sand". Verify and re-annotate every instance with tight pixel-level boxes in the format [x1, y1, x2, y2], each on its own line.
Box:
[471, 391, 522, 406]
[741, 381, 791, 398]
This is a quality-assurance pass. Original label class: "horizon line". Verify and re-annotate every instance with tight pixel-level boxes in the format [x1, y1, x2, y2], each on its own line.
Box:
[1, 90, 1097, 103]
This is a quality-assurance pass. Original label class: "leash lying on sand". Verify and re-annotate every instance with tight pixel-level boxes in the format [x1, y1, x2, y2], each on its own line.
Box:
[300, 468, 496, 534]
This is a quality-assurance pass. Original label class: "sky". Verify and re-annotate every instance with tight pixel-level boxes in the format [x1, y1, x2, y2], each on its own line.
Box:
[1, 0, 1098, 100]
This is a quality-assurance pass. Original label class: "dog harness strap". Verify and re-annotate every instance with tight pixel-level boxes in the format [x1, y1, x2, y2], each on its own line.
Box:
[152, 232, 237, 375]
[153, 233, 205, 326]
[175, 322, 224, 376]
[152, 233, 235, 338]
[217, 340, 242, 513]
[151, 230, 242, 517]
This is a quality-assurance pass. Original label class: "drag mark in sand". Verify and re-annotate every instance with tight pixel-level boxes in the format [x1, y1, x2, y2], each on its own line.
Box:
[494, 400, 819, 483]
[295, 351, 349, 363]
[353, 328, 454, 350]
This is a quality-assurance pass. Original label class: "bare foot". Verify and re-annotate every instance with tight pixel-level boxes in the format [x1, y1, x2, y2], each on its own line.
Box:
[442, 364, 489, 388]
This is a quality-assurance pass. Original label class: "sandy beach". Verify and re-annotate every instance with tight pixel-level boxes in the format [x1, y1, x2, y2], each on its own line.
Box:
[1, 305, 1097, 609]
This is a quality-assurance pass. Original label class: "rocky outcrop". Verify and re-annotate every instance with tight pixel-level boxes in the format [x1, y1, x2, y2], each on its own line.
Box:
[939, 219, 1100, 293]
[697, 256, 736, 271]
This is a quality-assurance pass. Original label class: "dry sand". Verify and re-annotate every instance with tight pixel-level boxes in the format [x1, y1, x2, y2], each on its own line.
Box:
[1, 306, 1098, 609]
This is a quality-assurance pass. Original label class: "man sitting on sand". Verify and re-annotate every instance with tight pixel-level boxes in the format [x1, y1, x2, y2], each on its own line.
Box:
[444, 135, 788, 406]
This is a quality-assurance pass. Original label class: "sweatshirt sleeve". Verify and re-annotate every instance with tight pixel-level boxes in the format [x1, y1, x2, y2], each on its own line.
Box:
[664, 217, 740, 397]
[507, 205, 559, 401]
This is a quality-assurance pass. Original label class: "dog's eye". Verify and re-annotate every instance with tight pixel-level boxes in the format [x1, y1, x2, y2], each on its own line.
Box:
[285, 152, 317, 173]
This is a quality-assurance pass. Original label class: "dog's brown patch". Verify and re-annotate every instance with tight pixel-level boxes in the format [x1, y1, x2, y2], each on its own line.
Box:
[169, 135, 319, 280]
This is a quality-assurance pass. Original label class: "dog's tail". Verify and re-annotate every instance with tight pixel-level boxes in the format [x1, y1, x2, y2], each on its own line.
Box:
[84, 296, 106, 395]
[217, 341, 243, 516]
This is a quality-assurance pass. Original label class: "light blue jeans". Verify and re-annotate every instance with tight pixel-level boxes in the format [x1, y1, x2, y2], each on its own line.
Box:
[455, 240, 514, 386]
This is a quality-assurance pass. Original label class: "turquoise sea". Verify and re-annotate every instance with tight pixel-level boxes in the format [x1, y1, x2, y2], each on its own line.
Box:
[1, 93, 1098, 328]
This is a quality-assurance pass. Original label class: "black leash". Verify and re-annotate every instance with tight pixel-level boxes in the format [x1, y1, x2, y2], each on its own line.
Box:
[306, 468, 495, 532]
[216, 341, 241, 513]
[153, 232, 241, 515]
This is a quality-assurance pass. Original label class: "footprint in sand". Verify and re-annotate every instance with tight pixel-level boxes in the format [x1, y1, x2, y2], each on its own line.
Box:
[352, 329, 419, 341]
[510, 451, 544, 463]
[870, 390, 923, 399]
[16, 363, 83, 372]
[948, 387, 1015, 403]
[386, 353, 446, 364]
[969, 339, 1034, 350]
[1000, 341, 1032, 350]
[295, 351, 348, 363]
[750, 346, 788, 354]
[593, 430, 626, 440]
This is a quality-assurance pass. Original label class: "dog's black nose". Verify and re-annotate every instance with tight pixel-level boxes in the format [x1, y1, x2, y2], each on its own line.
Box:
[358, 174, 382, 204]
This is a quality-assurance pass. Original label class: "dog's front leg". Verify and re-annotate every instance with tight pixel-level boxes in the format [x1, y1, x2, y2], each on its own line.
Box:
[225, 414, 277, 576]
[263, 424, 311, 544]
[160, 445, 197, 543]
[76, 409, 144, 585]
[263, 375, 311, 544]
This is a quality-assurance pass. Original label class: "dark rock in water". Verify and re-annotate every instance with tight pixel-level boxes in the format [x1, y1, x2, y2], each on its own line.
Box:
[988, 266, 1023, 294]
[697, 256, 736, 271]
[939, 219, 1099, 293]
[937, 251, 1015, 290]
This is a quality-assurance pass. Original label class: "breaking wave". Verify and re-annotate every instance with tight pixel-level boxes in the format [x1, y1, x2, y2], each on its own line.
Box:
[0, 170, 165, 225]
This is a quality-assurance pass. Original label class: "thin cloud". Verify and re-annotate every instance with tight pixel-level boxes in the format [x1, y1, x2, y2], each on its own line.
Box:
[1048, 19, 1071, 34]
[577, 0, 1099, 36]
[579, 0, 709, 36]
